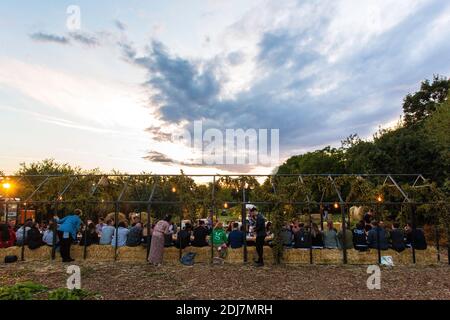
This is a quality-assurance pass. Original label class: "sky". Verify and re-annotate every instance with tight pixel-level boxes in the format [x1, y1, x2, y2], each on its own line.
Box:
[1, 0, 450, 175]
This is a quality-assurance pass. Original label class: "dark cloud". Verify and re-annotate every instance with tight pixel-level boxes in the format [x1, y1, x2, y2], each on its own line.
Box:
[146, 126, 172, 142]
[122, 0, 450, 165]
[143, 151, 173, 163]
[30, 32, 70, 44]
[114, 19, 127, 31]
[69, 32, 100, 47]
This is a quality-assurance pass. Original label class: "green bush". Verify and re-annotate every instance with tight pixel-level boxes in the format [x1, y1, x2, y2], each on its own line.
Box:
[0, 282, 47, 300]
[48, 288, 92, 300]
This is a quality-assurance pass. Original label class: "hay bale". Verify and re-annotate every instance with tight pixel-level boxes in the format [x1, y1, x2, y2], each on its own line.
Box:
[85, 245, 115, 261]
[117, 246, 146, 262]
[226, 248, 244, 264]
[314, 249, 343, 264]
[182, 246, 211, 263]
[163, 247, 182, 264]
[283, 248, 310, 264]
[0, 246, 21, 262]
[24, 246, 52, 261]
[347, 249, 378, 265]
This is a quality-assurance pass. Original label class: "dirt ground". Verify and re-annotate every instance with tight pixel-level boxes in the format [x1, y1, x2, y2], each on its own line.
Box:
[0, 261, 449, 300]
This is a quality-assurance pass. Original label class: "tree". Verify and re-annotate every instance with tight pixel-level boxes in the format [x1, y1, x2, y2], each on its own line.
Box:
[402, 75, 449, 127]
[277, 146, 346, 174]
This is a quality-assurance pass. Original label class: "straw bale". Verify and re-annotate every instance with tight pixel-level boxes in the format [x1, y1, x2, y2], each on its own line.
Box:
[0, 246, 21, 262]
[117, 246, 146, 262]
[283, 249, 310, 264]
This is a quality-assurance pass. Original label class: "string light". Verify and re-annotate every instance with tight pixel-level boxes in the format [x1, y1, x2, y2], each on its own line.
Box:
[171, 187, 177, 193]
[333, 202, 339, 209]
[223, 202, 228, 209]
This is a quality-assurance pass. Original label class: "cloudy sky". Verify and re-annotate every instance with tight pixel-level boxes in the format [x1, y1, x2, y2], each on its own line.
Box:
[1, 0, 449, 175]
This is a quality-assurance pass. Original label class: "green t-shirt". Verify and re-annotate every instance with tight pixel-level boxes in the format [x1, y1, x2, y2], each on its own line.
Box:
[212, 228, 228, 246]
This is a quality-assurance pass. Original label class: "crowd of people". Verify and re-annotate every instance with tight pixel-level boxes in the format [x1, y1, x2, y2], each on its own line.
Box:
[0, 207, 428, 264]
[280, 209, 428, 252]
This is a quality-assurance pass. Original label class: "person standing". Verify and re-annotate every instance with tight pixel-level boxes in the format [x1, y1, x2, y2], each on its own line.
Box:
[56, 209, 82, 262]
[148, 215, 172, 266]
[251, 207, 266, 267]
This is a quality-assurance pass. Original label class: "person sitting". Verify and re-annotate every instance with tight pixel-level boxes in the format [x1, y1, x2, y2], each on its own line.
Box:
[363, 209, 374, 232]
[0, 222, 16, 248]
[42, 220, 58, 246]
[337, 223, 353, 250]
[175, 223, 192, 249]
[266, 222, 272, 236]
[164, 223, 175, 247]
[79, 223, 99, 246]
[15, 219, 32, 246]
[390, 222, 406, 252]
[212, 222, 228, 259]
[126, 222, 143, 247]
[367, 220, 389, 250]
[192, 220, 209, 247]
[310, 223, 323, 248]
[111, 221, 129, 248]
[293, 223, 311, 249]
[27, 222, 43, 250]
[227, 222, 245, 249]
[352, 221, 368, 251]
[323, 221, 338, 249]
[280, 223, 293, 247]
[405, 223, 427, 250]
[99, 219, 115, 245]
[95, 217, 106, 234]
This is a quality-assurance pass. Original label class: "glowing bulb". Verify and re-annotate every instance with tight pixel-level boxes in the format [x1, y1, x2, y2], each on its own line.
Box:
[333, 202, 339, 209]
[2, 183, 11, 190]
[171, 187, 177, 193]
[224, 202, 228, 209]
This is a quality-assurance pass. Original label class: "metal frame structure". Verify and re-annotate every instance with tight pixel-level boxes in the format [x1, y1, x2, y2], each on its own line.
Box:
[0, 173, 448, 265]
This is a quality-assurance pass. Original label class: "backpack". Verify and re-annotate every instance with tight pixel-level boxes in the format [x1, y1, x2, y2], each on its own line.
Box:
[4, 255, 18, 263]
[180, 252, 197, 266]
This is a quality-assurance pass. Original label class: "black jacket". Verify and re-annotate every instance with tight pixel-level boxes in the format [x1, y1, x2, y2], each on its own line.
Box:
[390, 229, 406, 252]
[352, 228, 368, 249]
[80, 231, 99, 246]
[406, 228, 427, 250]
[175, 230, 191, 249]
[255, 214, 266, 238]
[27, 228, 42, 250]
[192, 226, 209, 247]
[294, 229, 311, 248]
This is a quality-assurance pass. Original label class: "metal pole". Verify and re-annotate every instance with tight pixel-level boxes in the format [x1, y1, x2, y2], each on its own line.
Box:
[211, 176, 215, 263]
[242, 185, 248, 263]
[51, 203, 58, 260]
[376, 203, 381, 265]
[179, 212, 182, 260]
[83, 215, 88, 260]
[114, 202, 119, 261]
[146, 182, 157, 261]
[21, 203, 26, 261]
[341, 204, 347, 264]
[308, 207, 313, 264]
[435, 224, 440, 263]
[411, 204, 416, 264]
[320, 204, 324, 231]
